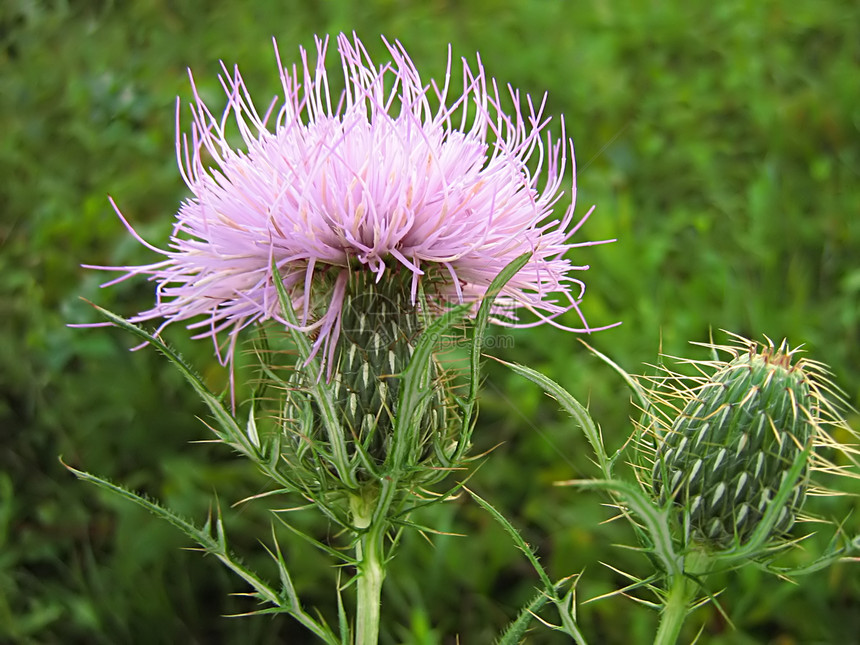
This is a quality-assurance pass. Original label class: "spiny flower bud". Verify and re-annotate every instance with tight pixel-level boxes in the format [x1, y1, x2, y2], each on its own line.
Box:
[646, 334, 851, 549]
[329, 271, 453, 471]
[284, 269, 457, 487]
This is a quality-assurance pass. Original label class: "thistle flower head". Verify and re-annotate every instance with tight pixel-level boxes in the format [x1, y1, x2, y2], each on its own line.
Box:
[88, 33, 612, 370]
[639, 332, 859, 550]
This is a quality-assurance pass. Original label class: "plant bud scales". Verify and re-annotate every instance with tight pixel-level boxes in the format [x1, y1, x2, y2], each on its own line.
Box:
[652, 346, 814, 547]
[285, 270, 455, 486]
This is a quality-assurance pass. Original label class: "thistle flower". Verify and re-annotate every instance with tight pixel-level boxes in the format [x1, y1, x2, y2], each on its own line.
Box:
[641, 333, 858, 549]
[85, 33, 612, 372]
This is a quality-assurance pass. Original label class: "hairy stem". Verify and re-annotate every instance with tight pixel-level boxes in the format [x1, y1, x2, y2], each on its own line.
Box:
[350, 492, 386, 645]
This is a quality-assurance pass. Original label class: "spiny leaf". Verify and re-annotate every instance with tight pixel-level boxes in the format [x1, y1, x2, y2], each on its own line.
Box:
[716, 443, 813, 567]
[558, 478, 682, 577]
[495, 587, 552, 645]
[63, 461, 280, 605]
[496, 358, 610, 478]
[466, 487, 555, 592]
[462, 252, 532, 432]
[65, 461, 341, 644]
[90, 304, 253, 456]
[389, 301, 471, 472]
[580, 339, 652, 412]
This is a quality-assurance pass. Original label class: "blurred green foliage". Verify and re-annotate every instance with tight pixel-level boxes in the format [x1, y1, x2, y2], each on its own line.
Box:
[2, 0, 859, 643]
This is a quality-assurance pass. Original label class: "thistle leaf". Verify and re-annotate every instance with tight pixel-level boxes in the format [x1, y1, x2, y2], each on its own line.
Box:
[496, 359, 610, 478]
[580, 339, 652, 412]
[90, 304, 253, 457]
[464, 251, 532, 429]
[558, 478, 682, 577]
[466, 487, 555, 593]
[64, 461, 341, 644]
[63, 461, 280, 605]
[495, 588, 552, 645]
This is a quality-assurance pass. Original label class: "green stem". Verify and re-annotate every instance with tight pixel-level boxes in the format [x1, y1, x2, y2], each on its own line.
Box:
[654, 549, 711, 645]
[350, 492, 386, 645]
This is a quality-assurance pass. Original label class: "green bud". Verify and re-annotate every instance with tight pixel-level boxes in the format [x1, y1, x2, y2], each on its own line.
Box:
[332, 271, 452, 471]
[650, 337, 820, 548]
[285, 269, 457, 488]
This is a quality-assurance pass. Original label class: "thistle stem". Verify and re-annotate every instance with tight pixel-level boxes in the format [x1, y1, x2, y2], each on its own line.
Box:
[654, 549, 711, 645]
[350, 492, 386, 645]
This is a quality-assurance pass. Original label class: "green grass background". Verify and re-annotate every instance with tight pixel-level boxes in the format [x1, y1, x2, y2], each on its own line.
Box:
[2, 0, 859, 643]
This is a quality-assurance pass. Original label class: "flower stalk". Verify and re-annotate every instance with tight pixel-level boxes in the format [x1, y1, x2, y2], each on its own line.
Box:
[350, 491, 386, 645]
[653, 549, 711, 645]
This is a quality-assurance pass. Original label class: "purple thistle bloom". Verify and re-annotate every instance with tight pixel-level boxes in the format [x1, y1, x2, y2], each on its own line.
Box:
[87, 33, 614, 370]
